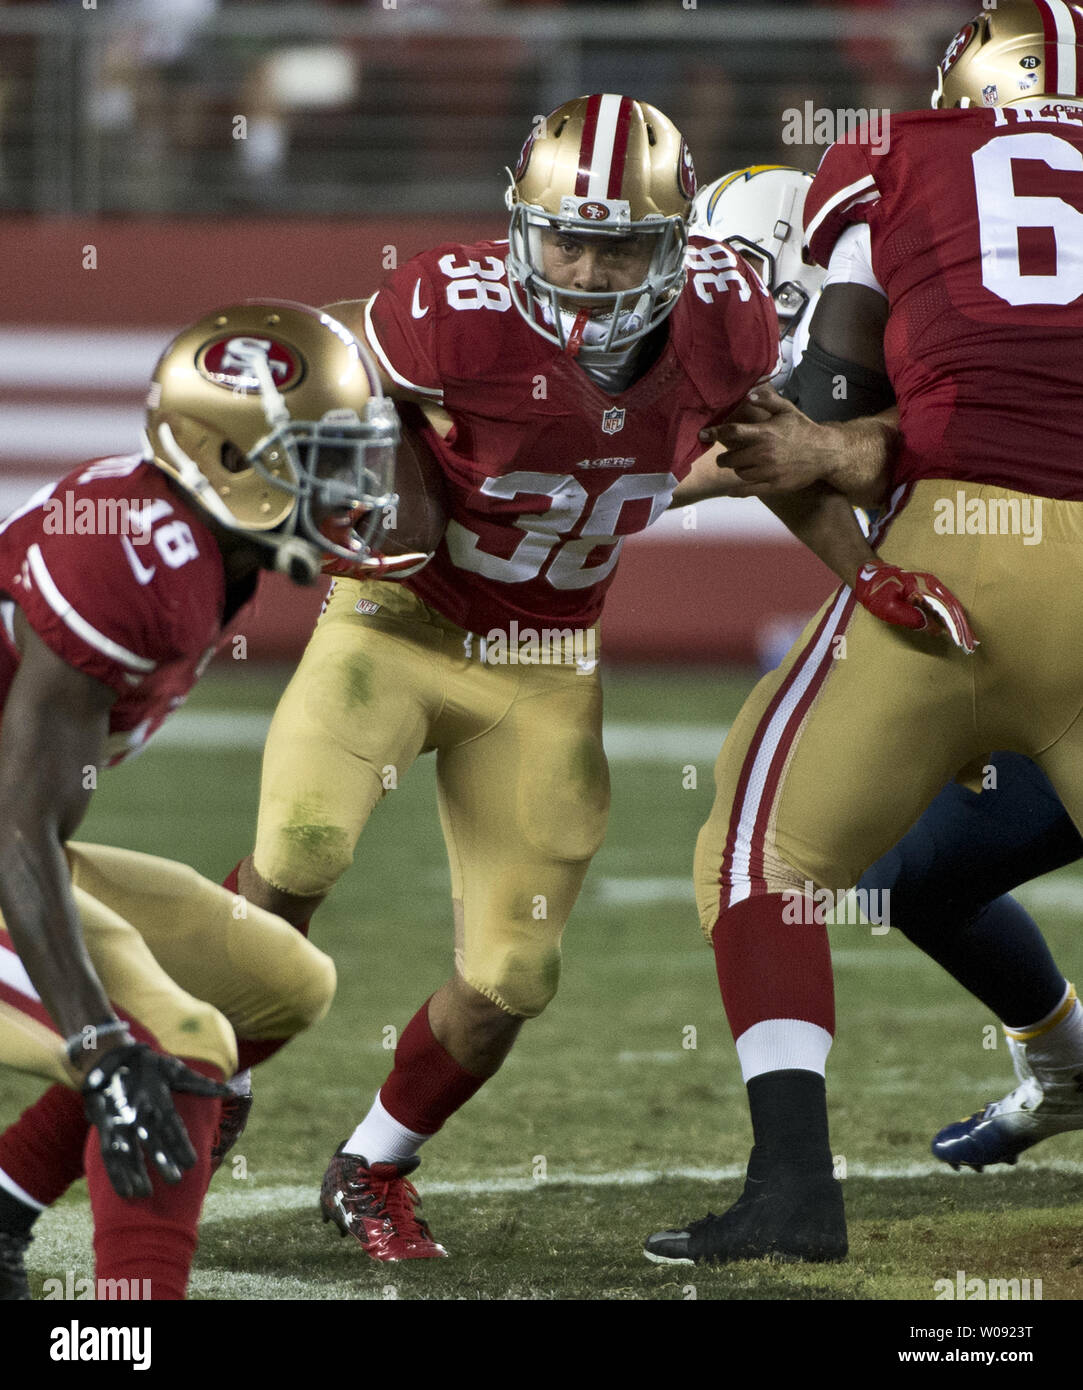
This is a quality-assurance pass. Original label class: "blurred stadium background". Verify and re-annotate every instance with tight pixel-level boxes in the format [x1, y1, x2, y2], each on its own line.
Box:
[2, 0, 964, 666]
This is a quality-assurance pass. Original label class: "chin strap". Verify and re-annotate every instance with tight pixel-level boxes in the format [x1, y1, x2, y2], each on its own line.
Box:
[154, 424, 240, 529]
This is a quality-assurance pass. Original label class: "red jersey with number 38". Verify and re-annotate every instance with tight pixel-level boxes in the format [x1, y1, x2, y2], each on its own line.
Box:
[364, 237, 779, 633]
[0, 457, 247, 765]
[804, 106, 1083, 500]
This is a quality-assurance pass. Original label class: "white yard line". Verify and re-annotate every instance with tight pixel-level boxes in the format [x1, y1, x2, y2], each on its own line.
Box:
[27, 1153, 1083, 1264]
[25, 1158, 1083, 1289]
[145, 711, 731, 763]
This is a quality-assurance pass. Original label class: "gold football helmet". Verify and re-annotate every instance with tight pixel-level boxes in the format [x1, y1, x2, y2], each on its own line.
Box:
[144, 301, 399, 583]
[506, 94, 695, 360]
[933, 1, 1083, 109]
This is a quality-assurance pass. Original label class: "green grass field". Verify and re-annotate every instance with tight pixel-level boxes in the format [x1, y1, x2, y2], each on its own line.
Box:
[6, 664, 1083, 1306]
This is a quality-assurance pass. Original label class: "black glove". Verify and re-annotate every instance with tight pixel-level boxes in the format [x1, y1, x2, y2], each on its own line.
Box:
[81, 1043, 230, 1200]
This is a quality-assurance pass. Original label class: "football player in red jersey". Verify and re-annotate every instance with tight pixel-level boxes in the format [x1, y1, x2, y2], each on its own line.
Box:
[0, 300, 405, 1299]
[646, 0, 1083, 1266]
[688, 160, 1083, 1178]
[210, 97, 971, 1264]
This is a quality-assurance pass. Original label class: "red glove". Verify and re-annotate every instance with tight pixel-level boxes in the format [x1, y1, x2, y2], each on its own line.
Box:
[318, 512, 433, 582]
[321, 549, 432, 581]
[854, 561, 978, 655]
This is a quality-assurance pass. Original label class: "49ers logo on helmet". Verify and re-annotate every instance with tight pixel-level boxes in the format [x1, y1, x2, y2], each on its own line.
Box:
[514, 132, 535, 182]
[678, 138, 697, 201]
[940, 22, 976, 75]
[197, 334, 304, 392]
[578, 201, 610, 221]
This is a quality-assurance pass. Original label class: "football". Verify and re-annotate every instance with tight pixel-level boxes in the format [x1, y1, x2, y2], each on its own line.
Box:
[377, 401, 449, 572]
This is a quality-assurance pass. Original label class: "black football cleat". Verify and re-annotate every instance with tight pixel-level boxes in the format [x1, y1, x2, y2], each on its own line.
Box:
[645, 1170, 847, 1265]
[0, 1231, 31, 1301]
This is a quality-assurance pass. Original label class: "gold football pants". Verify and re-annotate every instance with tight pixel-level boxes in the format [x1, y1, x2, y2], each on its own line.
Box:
[253, 578, 610, 1017]
[0, 844, 337, 1085]
[695, 481, 1083, 931]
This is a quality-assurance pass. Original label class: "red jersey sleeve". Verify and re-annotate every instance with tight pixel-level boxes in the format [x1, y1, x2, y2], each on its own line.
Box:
[363, 253, 445, 401]
[6, 469, 224, 697]
[804, 138, 881, 269]
[679, 237, 782, 408]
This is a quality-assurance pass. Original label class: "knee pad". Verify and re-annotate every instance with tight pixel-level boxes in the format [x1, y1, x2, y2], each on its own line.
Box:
[254, 817, 357, 900]
[465, 943, 562, 1020]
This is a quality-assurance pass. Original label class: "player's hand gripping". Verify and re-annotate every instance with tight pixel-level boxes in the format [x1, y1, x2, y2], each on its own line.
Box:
[854, 561, 978, 655]
[698, 386, 834, 496]
[81, 1042, 230, 1199]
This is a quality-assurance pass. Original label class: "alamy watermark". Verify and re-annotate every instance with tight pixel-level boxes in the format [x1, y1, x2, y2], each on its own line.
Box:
[462, 621, 597, 674]
[781, 881, 891, 934]
[781, 102, 890, 154]
[934, 1269, 1043, 1301]
[42, 493, 157, 543]
[49, 1319, 151, 1370]
[43, 1273, 152, 1300]
[933, 490, 1042, 546]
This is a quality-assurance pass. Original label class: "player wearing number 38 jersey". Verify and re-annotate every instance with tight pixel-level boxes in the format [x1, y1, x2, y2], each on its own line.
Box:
[230, 94, 937, 1265]
[359, 226, 775, 633]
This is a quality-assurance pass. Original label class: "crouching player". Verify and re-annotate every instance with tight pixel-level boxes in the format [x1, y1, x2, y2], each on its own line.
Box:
[0, 300, 403, 1299]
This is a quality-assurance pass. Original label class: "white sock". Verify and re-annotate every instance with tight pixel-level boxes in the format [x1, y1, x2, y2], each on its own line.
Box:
[226, 1068, 252, 1098]
[343, 1092, 430, 1166]
[735, 1019, 833, 1083]
[1009, 986, 1083, 1079]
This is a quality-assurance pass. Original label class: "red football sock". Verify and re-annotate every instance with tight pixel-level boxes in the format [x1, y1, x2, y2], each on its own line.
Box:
[223, 859, 312, 1072]
[711, 892, 835, 1040]
[85, 1058, 222, 1302]
[379, 1001, 487, 1135]
[0, 1084, 87, 1207]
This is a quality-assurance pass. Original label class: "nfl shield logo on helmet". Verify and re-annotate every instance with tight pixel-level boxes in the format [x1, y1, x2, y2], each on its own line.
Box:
[601, 407, 626, 434]
[981, 83, 999, 106]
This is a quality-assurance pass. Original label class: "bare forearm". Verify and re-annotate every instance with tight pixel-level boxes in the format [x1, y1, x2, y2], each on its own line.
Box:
[764, 485, 878, 588]
[0, 822, 115, 1043]
[818, 409, 898, 509]
[0, 614, 123, 1067]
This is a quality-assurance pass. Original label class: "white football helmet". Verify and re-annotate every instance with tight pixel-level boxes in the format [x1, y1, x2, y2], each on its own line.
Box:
[506, 94, 696, 363]
[690, 165, 825, 385]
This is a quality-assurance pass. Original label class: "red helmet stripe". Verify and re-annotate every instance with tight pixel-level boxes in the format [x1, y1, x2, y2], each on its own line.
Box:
[606, 96, 634, 199]
[576, 95, 602, 197]
[1036, 0, 1083, 94]
[1037, 0, 1061, 92]
[1069, 1, 1083, 87]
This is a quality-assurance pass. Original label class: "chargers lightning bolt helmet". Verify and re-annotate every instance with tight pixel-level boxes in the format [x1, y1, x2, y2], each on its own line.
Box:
[690, 165, 824, 387]
[143, 301, 400, 583]
[506, 94, 696, 362]
[933, 0, 1083, 109]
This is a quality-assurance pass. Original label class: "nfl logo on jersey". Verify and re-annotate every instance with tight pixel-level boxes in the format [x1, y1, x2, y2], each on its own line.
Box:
[601, 407, 626, 434]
